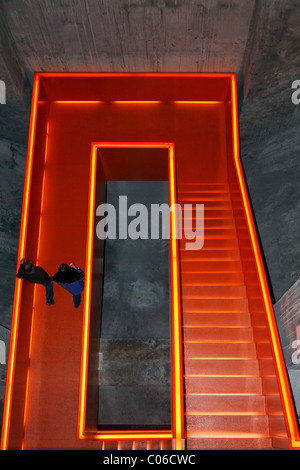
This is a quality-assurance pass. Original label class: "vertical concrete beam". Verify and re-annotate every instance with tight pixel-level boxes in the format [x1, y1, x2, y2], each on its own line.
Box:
[0, 3, 24, 97]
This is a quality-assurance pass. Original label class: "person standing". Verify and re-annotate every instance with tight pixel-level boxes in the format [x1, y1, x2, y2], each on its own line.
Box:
[53, 263, 84, 308]
[16, 259, 55, 306]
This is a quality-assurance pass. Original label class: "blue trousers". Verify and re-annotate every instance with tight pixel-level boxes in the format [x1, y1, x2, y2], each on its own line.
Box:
[45, 281, 54, 302]
[73, 293, 81, 308]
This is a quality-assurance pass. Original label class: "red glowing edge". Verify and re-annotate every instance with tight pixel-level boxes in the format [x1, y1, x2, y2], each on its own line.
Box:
[77, 142, 184, 448]
[2, 72, 299, 451]
[230, 74, 300, 449]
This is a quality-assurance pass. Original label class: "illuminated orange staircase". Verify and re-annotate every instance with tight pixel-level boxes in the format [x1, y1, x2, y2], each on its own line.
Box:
[178, 182, 289, 450]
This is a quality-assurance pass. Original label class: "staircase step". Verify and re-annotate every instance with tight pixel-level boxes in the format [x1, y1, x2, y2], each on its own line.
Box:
[199, 228, 238, 238]
[183, 326, 253, 343]
[182, 312, 251, 328]
[181, 209, 234, 219]
[180, 238, 239, 249]
[180, 260, 243, 272]
[118, 441, 133, 450]
[179, 200, 232, 210]
[102, 441, 119, 450]
[178, 187, 230, 193]
[132, 440, 148, 450]
[184, 358, 259, 376]
[177, 183, 229, 191]
[259, 358, 276, 377]
[181, 285, 247, 298]
[179, 227, 239, 239]
[182, 298, 249, 313]
[186, 436, 273, 450]
[265, 395, 286, 415]
[185, 394, 265, 414]
[181, 272, 245, 285]
[251, 313, 268, 329]
[180, 259, 243, 272]
[253, 327, 270, 343]
[256, 343, 274, 359]
[269, 415, 288, 437]
[183, 342, 257, 359]
[184, 218, 236, 228]
[272, 437, 290, 450]
[185, 414, 269, 434]
[263, 377, 283, 396]
[178, 181, 289, 450]
[184, 376, 262, 395]
[179, 195, 231, 203]
[180, 249, 241, 260]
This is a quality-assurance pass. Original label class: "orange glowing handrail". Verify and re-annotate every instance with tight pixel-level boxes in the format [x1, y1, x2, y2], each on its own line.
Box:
[168, 144, 185, 450]
[172, 101, 222, 104]
[77, 143, 97, 439]
[78, 142, 184, 448]
[53, 100, 104, 104]
[230, 74, 300, 449]
[36, 72, 234, 78]
[112, 101, 163, 104]
[0, 74, 40, 450]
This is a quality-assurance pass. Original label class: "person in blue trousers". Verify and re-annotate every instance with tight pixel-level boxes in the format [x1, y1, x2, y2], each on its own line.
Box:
[53, 262, 84, 308]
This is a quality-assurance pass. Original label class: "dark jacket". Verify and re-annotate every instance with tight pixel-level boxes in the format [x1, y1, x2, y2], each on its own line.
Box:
[53, 268, 84, 296]
[16, 265, 52, 285]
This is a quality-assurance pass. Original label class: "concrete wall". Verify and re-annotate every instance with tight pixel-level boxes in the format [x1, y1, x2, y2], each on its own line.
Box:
[239, 0, 300, 301]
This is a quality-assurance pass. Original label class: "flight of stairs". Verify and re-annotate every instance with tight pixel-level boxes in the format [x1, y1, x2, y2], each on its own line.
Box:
[178, 182, 289, 450]
[95, 181, 289, 451]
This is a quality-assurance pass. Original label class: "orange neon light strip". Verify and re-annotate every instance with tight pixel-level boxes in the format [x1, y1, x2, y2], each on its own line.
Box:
[53, 100, 221, 105]
[230, 74, 300, 448]
[5, 72, 297, 451]
[112, 101, 163, 104]
[36, 72, 234, 78]
[21, 118, 50, 450]
[54, 100, 162, 104]
[168, 145, 185, 450]
[78, 143, 97, 440]
[78, 142, 184, 447]
[172, 101, 221, 104]
[53, 100, 104, 104]
[0, 74, 40, 450]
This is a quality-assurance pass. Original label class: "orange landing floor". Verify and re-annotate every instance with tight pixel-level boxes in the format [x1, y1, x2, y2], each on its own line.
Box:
[1, 73, 299, 450]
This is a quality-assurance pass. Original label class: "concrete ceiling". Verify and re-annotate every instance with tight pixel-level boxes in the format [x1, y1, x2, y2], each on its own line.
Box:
[2, 0, 256, 73]
[1, 0, 257, 144]
[0, 0, 297, 144]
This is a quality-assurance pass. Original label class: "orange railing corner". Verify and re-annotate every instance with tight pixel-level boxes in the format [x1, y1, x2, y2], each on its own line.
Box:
[230, 73, 300, 449]
[78, 142, 184, 445]
[0, 74, 41, 450]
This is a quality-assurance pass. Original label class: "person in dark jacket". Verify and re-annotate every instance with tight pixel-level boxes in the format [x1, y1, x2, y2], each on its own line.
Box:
[53, 262, 84, 308]
[16, 259, 55, 306]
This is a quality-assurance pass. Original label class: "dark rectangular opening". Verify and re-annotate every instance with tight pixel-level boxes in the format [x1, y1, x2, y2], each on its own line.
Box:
[98, 181, 171, 430]
[85, 146, 172, 432]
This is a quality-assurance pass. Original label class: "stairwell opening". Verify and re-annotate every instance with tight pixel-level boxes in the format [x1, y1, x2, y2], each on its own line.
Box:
[81, 143, 183, 440]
